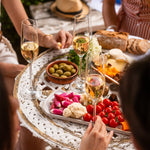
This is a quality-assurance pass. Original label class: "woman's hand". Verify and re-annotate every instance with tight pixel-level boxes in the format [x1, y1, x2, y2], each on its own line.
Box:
[40, 30, 73, 50]
[54, 30, 73, 49]
[79, 116, 113, 150]
[0, 62, 25, 95]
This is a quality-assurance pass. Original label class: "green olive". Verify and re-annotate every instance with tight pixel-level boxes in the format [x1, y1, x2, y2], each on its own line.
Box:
[60, 75, 67, 78]
[63, 65, 72, 71]
[59, 63, 66, 66]
[56, 69, 64, 75]
[53, 64, 59, 70]
[69, 65, 74, 69]
[64, 71, 71, 77]
[48, 67, 55, 74]
[52, 73, 59, 77]
[71, 68, 76, 74]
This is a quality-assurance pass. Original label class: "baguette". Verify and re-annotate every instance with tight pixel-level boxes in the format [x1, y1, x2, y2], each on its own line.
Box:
[95, 30, 129, 52]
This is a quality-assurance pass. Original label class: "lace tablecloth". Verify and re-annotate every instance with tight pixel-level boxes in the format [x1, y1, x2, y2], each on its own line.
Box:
[14, 48, 136, 150]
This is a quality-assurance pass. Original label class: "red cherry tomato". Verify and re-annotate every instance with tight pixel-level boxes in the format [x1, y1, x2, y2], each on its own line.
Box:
[105, 107, 113, 113]
[96, 105, 102, 114]
[98, 111, 106, 118]
[83, 113, 92, 122]
[107, 112, 115, 120]
[115, 109, 122, 116]
[103, 99, 112, 107]
[112, 105, 119, 110]
[97, 102, 105, 110]
[86, 104, 94, 114]
[102, 117, 109, 125]
[117, 115, 124, 122]
[112, 101, 119, 107]
[109, 118, 118, 128]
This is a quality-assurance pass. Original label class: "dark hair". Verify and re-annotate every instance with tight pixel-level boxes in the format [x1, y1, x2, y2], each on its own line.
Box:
[0, 71, 12, 150]
[119, 55, 150, 150]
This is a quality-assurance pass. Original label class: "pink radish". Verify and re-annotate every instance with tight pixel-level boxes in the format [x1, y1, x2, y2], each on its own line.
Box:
[73, 94, 80, 100]
[50, 109, 63, 115]
[53, 98, 61, 108]
[50, 103, 55, 110]
[72, 96, 80, 103]
[62, 100, 73, 108]
[60, 92, 67, 97]
[66, 92, 74, 99]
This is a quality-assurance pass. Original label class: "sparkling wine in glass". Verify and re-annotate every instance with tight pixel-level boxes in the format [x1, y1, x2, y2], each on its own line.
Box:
[73, 14, 90, 93]
[21, 18, 39, 98]
[85, 52, 105, 122]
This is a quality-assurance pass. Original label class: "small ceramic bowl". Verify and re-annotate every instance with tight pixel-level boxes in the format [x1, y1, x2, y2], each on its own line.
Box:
[46, 60, 79, 84]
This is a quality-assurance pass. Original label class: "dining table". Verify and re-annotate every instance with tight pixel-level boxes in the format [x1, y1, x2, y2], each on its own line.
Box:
[14, 47, 136, 150]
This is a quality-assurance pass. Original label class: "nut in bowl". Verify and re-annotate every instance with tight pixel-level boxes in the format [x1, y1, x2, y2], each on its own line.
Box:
[46, 60, 79, 84]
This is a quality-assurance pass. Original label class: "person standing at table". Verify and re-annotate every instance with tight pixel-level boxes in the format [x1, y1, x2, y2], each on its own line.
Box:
[102, 0, 150, 40]
[0, 0, 72, 95]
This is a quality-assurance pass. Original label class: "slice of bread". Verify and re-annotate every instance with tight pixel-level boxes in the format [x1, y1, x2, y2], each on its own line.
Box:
[126, 38, 150, 55]
[95, 30, 129, 52]
[136, 39, 150, 54]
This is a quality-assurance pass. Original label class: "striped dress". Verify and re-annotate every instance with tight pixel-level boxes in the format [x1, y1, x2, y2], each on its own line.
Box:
[117, 0, 150, 40]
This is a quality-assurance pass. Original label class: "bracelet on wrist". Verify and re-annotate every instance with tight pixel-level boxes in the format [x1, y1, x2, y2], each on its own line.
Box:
[106, 25, 117, 31]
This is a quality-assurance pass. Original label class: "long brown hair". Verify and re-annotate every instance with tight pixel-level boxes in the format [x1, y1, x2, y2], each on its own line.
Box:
[119, 55, 150, 150]
[0, 71, 12, 150]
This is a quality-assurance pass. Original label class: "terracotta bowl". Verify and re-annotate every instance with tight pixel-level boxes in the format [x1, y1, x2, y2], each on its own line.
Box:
[46, 60, 79, 84]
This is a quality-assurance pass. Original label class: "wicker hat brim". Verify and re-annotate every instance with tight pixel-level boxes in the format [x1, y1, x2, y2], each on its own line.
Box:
[50, 2, 89, 19]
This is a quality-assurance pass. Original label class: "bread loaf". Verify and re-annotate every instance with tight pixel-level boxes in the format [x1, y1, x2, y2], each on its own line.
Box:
[95, 30, 129, 52]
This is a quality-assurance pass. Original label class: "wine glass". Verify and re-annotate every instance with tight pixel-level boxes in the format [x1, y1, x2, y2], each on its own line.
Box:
[72, 14, 90, 93]
[21, 18, 39, 98]
[85, 52, 105, 122]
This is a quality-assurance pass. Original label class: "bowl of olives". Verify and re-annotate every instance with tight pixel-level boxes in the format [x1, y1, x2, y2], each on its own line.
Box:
[46, 60, 79, 84]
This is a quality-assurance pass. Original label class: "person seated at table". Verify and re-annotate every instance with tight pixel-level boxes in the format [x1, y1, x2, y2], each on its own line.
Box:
[0, 70, 20, 150]
[119, 55, 150, 150]
[102, 0, 150, 40]
[80, 55, 150, 150]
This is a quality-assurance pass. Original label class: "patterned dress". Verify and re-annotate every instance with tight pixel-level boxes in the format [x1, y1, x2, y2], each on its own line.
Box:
[118, 0, 150, 40]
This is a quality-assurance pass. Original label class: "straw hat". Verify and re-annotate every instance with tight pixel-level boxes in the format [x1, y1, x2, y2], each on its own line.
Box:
[50, 0, 89, 19]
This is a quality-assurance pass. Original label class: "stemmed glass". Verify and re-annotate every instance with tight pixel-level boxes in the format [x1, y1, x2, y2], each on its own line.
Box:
[73, 14, 90, 93]
[85, 52, 105, 122]
[21, 18, 39, 98]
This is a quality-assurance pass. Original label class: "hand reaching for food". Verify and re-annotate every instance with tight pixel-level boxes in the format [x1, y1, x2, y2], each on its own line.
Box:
[79, 116, 113, 150]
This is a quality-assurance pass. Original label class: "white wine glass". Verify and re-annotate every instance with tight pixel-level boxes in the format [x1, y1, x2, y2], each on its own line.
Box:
[21, 18, 39, 98]
[73, 14, 90, 94]
[85, 52, 105, 122]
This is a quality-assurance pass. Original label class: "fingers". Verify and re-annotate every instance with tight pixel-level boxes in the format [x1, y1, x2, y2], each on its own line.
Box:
[106, 130, 113, 145]
[64, 32, 73, 48]
[92, 116, 103, 132]
[56, 30, 72, 49]
[84, 122, 93, 136]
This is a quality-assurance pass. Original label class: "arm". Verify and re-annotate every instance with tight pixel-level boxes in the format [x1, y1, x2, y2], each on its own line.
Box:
[79, 116, 113, 150]
[2, 0, 72, 49]
[102, 0, 118, 30]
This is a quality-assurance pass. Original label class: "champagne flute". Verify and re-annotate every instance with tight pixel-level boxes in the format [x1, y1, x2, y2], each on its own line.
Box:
[85, 52, 105, 122]
[21, 18, 39, 97]
[73, 14, 90, 93]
